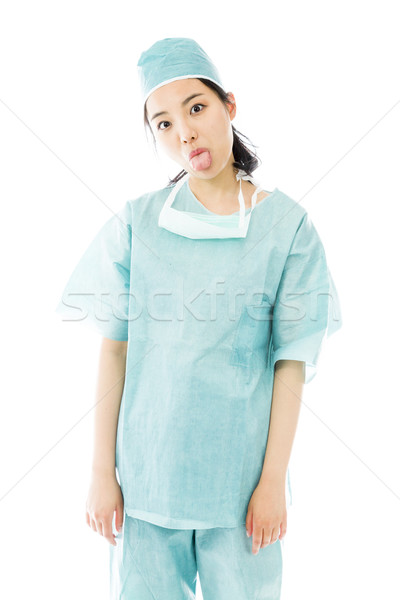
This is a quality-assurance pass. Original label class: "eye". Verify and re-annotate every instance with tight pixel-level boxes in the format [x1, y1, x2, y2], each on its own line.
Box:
[157, 120, 170, 131]
[156, 104, 206, 131]
[191, 103, 205, 114]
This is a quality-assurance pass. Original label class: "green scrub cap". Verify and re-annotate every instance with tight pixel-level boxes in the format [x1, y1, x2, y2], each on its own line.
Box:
[137, 37, 224, 105]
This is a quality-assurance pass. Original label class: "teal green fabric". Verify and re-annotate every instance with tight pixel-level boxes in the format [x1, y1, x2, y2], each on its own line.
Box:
[109, 513, 283, 599]
[55, 179, 342, 529]
[137, 37, 224, 104]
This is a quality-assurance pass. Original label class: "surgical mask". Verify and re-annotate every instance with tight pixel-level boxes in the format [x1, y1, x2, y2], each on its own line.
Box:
[158, 169, 264, 239]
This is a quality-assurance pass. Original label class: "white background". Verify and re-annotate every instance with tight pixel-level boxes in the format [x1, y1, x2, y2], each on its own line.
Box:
[1, 1, 399, 598]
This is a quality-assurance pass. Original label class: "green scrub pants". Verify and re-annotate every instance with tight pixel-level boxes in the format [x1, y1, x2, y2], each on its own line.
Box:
[109, 513, 283, 599]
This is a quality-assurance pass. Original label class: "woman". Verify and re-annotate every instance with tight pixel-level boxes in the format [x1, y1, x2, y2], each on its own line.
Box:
[56, 37, 342, 599]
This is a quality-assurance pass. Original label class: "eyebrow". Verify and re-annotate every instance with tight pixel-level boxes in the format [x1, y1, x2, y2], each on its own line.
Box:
[150, 93, 206, 122]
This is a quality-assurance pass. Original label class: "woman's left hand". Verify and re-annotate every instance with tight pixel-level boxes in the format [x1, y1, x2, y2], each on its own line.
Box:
[245, 478, 287, 555]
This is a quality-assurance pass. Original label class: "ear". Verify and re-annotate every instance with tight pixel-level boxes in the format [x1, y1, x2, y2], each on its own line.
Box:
[226, 92, 237, 120]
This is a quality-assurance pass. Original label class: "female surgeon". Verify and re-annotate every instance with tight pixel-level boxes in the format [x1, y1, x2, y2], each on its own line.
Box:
[55, 37, 342, 600]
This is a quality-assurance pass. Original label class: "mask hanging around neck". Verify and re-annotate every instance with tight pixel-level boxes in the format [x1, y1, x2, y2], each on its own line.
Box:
[158, 169, 264, 240]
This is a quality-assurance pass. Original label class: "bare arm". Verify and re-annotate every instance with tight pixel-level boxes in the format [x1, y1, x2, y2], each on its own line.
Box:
[91, 337, 128, 477]
[259, 359, 305, 485]
[245, 359, 305, 553]
[86, 337, 128, 547]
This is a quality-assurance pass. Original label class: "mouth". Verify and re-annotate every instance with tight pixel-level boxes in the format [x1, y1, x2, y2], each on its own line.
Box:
[189, 147, 209, 160]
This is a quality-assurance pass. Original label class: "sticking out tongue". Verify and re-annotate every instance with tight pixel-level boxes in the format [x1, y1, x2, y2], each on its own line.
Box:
[190, 151, 212, 171]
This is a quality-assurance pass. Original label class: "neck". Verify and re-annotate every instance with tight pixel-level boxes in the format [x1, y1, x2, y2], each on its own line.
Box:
[188, 167, 241, 210]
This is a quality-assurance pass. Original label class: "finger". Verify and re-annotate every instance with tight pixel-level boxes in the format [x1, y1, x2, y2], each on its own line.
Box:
[260, 528, 269, 548]
[97, 519, 104, 537]
[245, 513, 252, 537]
[279, 519, 287, 540]
[279, 525, 287, 540]
[102, 518, 117, 547]
[270, 526, 279, 544]
[89, 516, 98, 533]
[91, 516, 104, 536]
[252, 527, 262, 555]
[85, 511, 91, 527]
[261, 527, 272, 547]
[115, 505, 124, 533]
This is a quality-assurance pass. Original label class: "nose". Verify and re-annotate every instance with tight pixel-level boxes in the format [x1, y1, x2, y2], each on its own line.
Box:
[179, 122, 197, 144]
[181, 133, 196, 144]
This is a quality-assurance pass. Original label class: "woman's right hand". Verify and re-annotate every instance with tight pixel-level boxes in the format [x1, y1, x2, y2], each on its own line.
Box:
[85, 472, 124, 547]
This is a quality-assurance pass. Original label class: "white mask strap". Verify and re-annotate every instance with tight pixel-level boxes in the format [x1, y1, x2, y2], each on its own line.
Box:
[236, 169, 263, 225]
[237, 178, 246, 227]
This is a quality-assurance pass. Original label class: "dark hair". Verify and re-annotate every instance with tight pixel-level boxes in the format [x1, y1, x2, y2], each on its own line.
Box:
[143, 78, 262, 186]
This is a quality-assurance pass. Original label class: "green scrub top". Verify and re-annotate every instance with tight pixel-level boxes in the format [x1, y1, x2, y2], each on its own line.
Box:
[55, 178, 342, 529]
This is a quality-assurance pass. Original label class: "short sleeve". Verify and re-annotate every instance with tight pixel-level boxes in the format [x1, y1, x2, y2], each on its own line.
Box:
[55, 202, 132, 341]
[271, 212, 342, 384]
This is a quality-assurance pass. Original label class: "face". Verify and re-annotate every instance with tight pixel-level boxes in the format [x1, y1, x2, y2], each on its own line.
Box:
[146, 78, 237, 179]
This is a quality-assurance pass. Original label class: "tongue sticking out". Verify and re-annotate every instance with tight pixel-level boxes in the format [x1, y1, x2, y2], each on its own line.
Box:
[190, 151, 212, 171]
